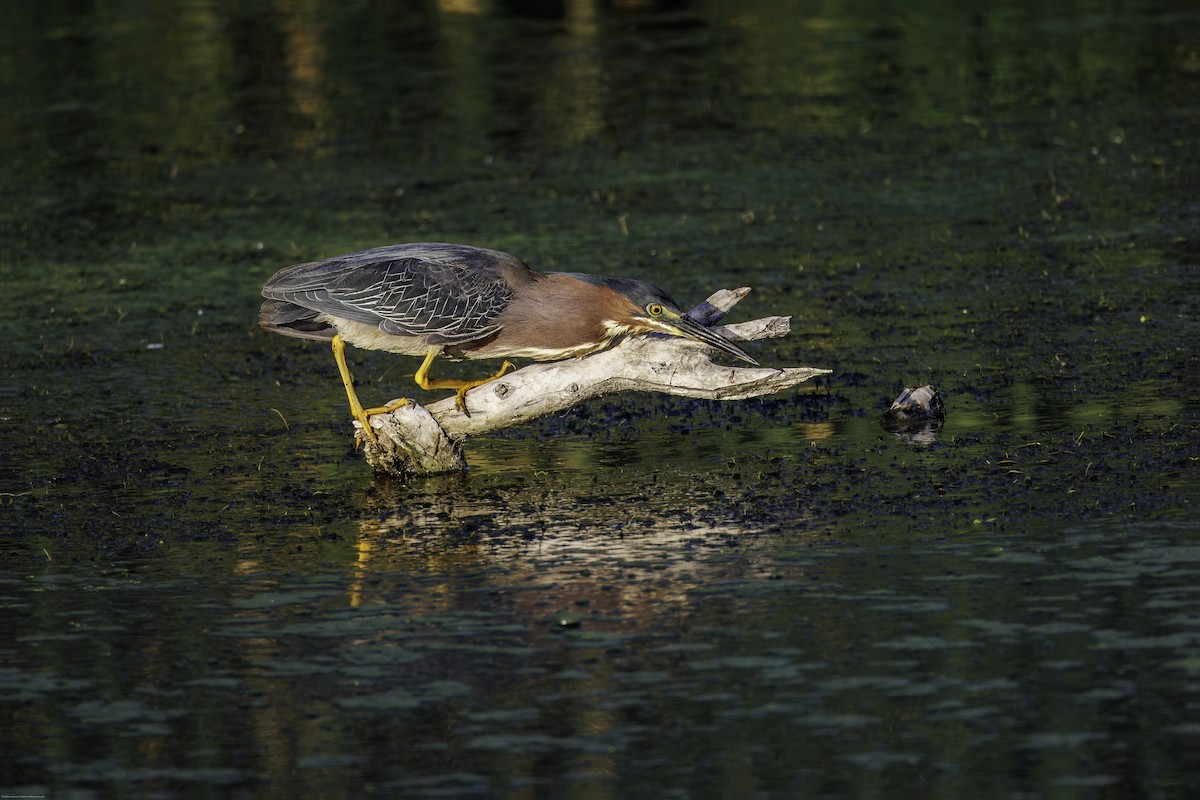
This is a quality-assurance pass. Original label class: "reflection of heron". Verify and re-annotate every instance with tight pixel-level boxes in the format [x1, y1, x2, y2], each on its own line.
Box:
[261, 243, 757, 442]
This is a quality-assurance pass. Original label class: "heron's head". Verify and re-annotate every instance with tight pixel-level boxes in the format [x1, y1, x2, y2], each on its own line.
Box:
[563, 274, 759, 365]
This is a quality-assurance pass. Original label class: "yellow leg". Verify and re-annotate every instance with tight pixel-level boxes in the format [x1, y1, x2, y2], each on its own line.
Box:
[331, 334, 409, 445]
[412, 348, 514, 416]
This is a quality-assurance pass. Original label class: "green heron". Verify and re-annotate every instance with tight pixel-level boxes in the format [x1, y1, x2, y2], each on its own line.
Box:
[260, 242, 757, 443]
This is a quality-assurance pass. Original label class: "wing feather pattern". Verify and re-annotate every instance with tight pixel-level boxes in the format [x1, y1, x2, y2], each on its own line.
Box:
[261, 243, 527, 345]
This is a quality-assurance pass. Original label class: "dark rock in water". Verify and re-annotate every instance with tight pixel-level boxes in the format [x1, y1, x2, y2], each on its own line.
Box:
[881, 385, 946, 428]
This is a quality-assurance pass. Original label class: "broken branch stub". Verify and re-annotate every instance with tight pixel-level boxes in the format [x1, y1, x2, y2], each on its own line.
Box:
[362, 287, 830, 477]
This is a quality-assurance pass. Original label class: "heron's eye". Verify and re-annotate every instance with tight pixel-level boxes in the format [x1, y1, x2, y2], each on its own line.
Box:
[647, 303, 664, 317]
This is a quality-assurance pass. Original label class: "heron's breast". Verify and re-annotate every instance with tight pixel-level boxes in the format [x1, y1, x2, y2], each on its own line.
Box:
[319, 315, 433, 356]
[474, 276, 626, 361]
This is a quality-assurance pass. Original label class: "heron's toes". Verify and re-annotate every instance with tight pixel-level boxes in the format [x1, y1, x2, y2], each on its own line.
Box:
[356, 398, 412, 446]
[455, 388, 472, 418]
[354, 416, 380, 448]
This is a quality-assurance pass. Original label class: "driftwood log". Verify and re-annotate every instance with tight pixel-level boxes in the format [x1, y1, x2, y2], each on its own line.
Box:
[359, 287, 829, 477]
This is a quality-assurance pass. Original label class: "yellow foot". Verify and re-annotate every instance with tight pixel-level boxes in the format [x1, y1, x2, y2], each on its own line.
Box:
[354, 397, 412, 446]
[454, 360, 515, 417]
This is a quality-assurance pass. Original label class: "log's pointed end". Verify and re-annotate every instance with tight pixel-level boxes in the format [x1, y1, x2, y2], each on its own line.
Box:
[659, 361, 831, 400]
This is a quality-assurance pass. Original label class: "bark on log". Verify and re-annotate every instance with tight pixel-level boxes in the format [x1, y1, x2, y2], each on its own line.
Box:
[360, 287, 829, 477]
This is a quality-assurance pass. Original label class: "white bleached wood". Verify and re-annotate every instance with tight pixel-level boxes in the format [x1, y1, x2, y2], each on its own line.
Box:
[360, 287, 829, 477]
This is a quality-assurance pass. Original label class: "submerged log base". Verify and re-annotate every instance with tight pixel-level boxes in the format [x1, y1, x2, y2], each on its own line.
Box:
[361, 287, 830, 477]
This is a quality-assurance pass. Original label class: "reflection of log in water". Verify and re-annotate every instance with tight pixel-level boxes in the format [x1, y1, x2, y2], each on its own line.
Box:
[351, 490, 812, 644]
[332, 503, 815, 790]
[364, 287, 829, 477]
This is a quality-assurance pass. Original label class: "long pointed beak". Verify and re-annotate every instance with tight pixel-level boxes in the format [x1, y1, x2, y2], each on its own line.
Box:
[661, 314, 759, 366]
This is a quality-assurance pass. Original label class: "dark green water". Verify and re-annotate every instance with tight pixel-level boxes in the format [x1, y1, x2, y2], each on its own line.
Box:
[3, 0, 1195, 797]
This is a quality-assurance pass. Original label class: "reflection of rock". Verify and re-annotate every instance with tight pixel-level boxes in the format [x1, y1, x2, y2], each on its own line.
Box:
[881, 385, 945, 444]
[889, 421, 943, 447]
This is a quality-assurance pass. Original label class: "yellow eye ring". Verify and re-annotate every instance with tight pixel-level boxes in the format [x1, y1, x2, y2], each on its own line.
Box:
[647, 303, 663, 317]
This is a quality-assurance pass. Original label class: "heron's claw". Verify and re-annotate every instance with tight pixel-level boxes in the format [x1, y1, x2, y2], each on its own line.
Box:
[356, 398, 413, 446]
[455, 389, 472, 418]
[451, 360, 514, 417]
